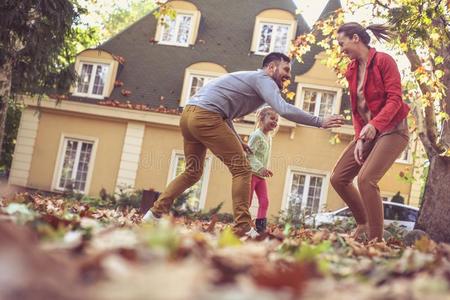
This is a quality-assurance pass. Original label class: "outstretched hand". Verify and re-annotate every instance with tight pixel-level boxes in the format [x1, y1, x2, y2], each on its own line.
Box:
[242, 143, 253, 154]
[321, 115, 345, 129]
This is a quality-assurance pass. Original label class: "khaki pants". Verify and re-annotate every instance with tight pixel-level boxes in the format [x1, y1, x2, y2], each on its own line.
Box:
[330, 128, 409, 241]
[151, 105, 253, 234]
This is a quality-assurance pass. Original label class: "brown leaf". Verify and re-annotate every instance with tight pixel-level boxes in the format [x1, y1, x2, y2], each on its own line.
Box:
[251, 261, 320, 296]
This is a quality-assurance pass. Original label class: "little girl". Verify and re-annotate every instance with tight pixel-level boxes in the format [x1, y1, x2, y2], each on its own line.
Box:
[248, 106, 279, 233]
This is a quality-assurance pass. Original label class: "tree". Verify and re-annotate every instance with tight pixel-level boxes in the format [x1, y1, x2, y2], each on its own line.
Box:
[0, 0, 99, 163]
[290, 0, 450, 242]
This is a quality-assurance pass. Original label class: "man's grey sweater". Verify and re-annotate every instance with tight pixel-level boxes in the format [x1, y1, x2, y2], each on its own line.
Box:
[187, 70, 324, 130]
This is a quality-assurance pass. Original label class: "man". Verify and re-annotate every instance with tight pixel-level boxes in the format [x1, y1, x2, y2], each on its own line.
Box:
[143, 52, 344, 237]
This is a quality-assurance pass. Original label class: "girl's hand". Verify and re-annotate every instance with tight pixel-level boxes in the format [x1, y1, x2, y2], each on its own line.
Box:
[359, 124, 377, 141]
[354, 139, 365, 165]
[260, 168, 273, 177]
[242, 143, 253, 154]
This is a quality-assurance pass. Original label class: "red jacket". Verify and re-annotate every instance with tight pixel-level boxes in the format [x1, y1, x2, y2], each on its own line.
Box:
[345, 48, 410, 139]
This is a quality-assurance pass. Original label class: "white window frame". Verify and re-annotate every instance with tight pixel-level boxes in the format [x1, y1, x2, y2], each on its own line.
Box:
[73, 60, 111, 99]
[281, 166, 330, 214]
[158, 12, 194, 47]
[295, 83, 342, 119]
[180, 69, 225, 106]
[187, 74, 216, 98]
[167, 150, 212, 210]
[52, 134, 98, 194]
[254, 21, 293, 55]
[395, 142, 413, 164]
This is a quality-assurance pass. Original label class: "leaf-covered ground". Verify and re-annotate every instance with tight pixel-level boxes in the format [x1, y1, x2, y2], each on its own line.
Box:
[1, 193, 449, 300]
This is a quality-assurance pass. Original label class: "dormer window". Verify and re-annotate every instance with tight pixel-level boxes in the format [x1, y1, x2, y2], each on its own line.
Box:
[251, 9, 297, 56]
[74, 61, 111, 99]
[180, 62, 227, 107]
[188, 74, 216, 98]
[71, 49, 118, 99]
[160, 13, 194, 46]
[154, 1, 201, 47]
[256, 23, 291, 54]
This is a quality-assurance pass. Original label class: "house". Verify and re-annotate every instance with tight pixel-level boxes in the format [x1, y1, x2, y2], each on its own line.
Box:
[8, 0, 421, 219]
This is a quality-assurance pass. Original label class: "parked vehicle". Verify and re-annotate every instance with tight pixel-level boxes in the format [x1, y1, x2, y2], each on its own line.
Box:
[305, 201, 419, 230]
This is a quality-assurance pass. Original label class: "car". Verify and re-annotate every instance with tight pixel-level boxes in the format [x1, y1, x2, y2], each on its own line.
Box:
[305, 201, 419, 230]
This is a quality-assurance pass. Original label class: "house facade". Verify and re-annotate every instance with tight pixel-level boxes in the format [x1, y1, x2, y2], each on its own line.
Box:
[9, 0, 420, 219]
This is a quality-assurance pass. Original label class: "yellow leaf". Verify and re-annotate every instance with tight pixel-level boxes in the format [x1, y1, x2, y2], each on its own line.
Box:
[435, 70, 444, 79]
[415, 235, 436, 253]
[430, 32, 440, 41]
[399, 43, 408, 52]
[286, 91, 296, 100]
[435, 56, 444, 65]
[218, 227, 241, 248]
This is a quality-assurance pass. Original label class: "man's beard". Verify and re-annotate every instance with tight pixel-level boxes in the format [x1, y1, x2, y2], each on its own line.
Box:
[273, 71, 283, 89]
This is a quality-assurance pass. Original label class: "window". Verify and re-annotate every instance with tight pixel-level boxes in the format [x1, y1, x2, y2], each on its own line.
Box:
[188, 74, 216, 98]
[75, 62, 110, 98]
[169, 153, 212, 211]
[384, 204, 418, 222]
[301, 88, 336, 118]
[160, 14, 193, 46]
[256, 22, 291, 54]
[57, 138, 94, 193]
[180, 63, 227, 107]
[396, 143, 412, 164]
[285, 171, 326, 214]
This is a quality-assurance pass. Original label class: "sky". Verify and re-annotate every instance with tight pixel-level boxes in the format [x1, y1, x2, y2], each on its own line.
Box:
[295, 0, 331, 26]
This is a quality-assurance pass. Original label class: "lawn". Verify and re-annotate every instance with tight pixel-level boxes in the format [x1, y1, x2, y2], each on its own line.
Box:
[1, 192, 449, 300]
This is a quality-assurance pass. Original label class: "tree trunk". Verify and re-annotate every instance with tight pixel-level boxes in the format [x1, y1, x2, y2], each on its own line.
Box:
[0, 60, 12, 161]
[415, 154, 450, 242]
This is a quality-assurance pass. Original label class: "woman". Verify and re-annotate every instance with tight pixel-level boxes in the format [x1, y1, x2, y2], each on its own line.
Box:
[330, 22, 410, 242]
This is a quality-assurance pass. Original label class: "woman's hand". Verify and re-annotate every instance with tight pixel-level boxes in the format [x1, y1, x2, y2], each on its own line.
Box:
[359, 123, 377, 141]
[354, 139, 365, 165]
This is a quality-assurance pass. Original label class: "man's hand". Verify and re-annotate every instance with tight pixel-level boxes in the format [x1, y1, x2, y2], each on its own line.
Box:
[321, 115, 345, 129]
[359, 123, 377, 141]
[242, 143, 253, 154]
[354, 139, 365, 165]
[259, 168, 273, 177]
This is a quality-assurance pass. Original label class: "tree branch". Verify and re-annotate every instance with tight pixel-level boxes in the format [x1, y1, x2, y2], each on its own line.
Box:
[403, 42, 445, 156]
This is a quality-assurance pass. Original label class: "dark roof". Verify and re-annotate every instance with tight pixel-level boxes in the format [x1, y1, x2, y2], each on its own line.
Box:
[318, 0, 342, 20]
[73, 0, 342, 110]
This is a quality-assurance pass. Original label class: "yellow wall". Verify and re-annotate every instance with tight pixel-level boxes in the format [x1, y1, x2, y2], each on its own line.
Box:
[168, 0, 198, 10]
[295, 53, 343, 89]
[27, 110, 127, 196]
[186, 62, 227, 73]
[24, 108, 413, 217]
[135, 124, 183, 191]
[257, 9, 296, 20]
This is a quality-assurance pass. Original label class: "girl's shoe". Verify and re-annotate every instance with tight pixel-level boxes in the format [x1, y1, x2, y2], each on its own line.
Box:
[142, 210, 161, 223]
[255, 218, 267, 234]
